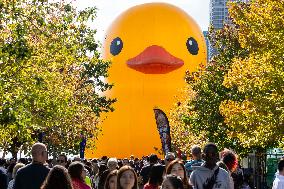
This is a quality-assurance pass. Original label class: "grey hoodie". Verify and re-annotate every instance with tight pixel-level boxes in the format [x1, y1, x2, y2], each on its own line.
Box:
[190, 164, 232, 189]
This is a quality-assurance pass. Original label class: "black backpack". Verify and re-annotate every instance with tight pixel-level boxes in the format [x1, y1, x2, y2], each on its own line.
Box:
[203, 167, 220, 189]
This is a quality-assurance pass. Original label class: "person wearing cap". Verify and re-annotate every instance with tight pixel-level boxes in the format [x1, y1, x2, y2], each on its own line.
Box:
[185, 145, 204, 178]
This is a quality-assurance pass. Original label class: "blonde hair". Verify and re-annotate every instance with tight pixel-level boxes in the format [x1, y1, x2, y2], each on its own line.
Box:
[12, 163, 25, 178]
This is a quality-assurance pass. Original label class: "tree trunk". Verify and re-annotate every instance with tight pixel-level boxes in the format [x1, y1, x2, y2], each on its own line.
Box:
[9, 137, 23, 160]
[11, 149, 18, 159]
[10, 143, 19, 159]
[2, 149, 6, 159]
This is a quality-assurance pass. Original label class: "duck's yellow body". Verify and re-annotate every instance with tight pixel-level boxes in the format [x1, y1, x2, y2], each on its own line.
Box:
[86, 3, 207, 158]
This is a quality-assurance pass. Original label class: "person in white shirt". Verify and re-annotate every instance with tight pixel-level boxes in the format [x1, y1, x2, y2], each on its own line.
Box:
[190, 143, 232, 189]
[272, 159, 284, 189]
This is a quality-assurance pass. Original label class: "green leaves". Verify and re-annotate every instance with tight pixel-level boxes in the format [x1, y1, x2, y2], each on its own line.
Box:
[0, 0, 115, 157]
[220, 0, 284, 150]
[170, 0, 284, 157]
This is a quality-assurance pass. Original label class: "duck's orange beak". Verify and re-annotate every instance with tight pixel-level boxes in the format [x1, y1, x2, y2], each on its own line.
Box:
[126, 45, 184, 74]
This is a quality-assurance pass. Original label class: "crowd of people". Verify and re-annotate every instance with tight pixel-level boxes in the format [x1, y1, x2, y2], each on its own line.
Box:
[0, 142, 283, 189]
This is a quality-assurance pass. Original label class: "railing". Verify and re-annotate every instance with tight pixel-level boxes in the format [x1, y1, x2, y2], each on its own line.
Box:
[243, 153, 284, 189]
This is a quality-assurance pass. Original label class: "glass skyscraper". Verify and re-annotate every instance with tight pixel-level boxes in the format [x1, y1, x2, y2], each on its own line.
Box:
[210, 0, 229, 29]
[210, 0, 250, 29]
[209, 0, 249, 58]
[203, 31, 210, 62]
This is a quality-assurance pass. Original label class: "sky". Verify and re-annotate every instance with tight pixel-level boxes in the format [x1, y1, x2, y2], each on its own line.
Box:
[74, 0, 210, 42]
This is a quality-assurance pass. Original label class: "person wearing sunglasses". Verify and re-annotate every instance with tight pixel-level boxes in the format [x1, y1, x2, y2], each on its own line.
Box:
[57, 154, 68, 168]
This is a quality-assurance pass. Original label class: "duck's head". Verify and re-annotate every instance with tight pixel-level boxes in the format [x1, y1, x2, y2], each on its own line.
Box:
[103, 3, 207, 75]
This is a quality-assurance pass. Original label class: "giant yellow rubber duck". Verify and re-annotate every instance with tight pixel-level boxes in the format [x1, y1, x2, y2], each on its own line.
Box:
[86, 3, 207, 158]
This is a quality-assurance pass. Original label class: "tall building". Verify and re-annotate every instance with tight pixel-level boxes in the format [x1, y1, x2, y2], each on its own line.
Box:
[209, 0, 249, 58]
[210, 0, 249, 29]
[210, 0, 228, 29]
[203, 31, 210, 62]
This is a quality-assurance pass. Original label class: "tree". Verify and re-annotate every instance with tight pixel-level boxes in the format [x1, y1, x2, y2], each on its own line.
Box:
[169, 22, 250, 156]
[170, 0, 283, 158]
[169, 87, 208, 154]
[0, 0, 115, 158]
[220, 0, 284, 151]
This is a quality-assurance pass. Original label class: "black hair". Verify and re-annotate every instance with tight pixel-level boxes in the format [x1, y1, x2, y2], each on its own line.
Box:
[68, 161, 84, 181]
[18, 158, 27, 165]
[203, 143, 218, 154]
[117, 160, 123, 168]
[84, 165, 92, 176]
[191, 145, 202, 156]
[278, 159, 284, 172]
[7, 162, 16, 173]
[148, 164, 164, 186]
[0, 159, 6, 166]
[149, 154, 158, 164]
[163, 174, 184, 189]
[58, 154, 68, 162]
[92, 159, 98, 163]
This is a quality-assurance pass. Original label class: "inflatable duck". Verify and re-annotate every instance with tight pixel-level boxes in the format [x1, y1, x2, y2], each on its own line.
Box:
[86, 3, 207, 158]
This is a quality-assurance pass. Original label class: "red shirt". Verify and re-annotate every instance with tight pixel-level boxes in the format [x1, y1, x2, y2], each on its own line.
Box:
[72, 178, 91, 189]
[143, 183, 159, 189]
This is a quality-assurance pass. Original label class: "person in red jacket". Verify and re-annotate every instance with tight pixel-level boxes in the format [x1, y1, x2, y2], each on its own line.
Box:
[68, 162, 91, 189]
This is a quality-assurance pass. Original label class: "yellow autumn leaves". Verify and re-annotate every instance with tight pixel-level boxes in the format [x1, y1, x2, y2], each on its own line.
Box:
[169, 0, 284, 156]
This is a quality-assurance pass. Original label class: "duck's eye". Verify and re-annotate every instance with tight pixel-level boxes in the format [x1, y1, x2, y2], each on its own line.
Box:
[110, 37, 123, 56]
[186, 37, 198, 55]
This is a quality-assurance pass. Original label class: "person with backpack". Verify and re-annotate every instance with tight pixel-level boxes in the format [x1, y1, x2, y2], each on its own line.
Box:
[190, 143, 232, 189]
[185, 145, 204, 178]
